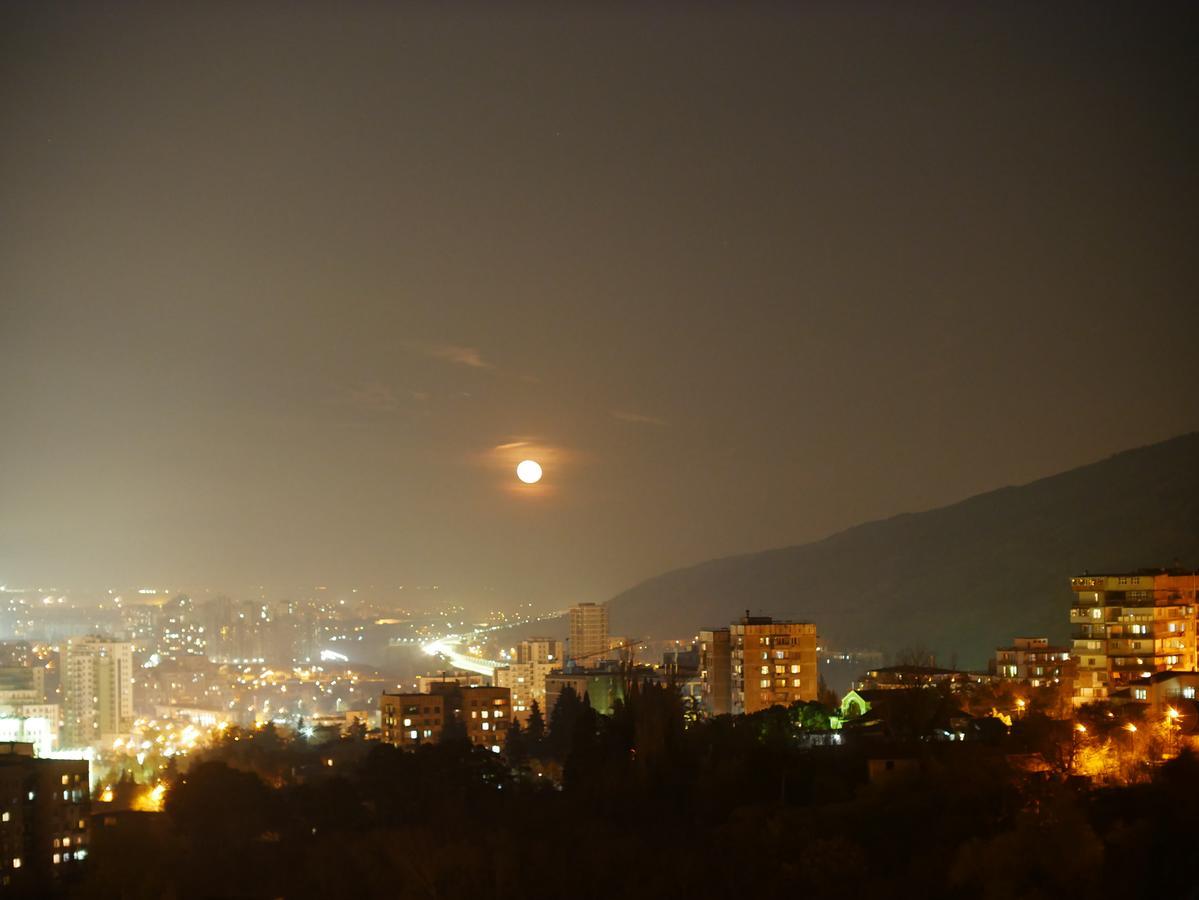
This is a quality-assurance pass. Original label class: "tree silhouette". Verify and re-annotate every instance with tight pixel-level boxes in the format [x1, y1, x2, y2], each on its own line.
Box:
[526, 700, 546, 746]
[505, 718, 528, 765]
[548, 685, 583, 759]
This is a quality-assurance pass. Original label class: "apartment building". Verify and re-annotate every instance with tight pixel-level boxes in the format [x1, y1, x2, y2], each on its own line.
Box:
[380, 684, 510, 751]
[993, 637, 1073, 687]
[730, 615, 818, 713]
[62, 637, 133, 748]
[1070, 570, 1199, 704]
[0, 742, 90, 892]
[494, 637, 563, 722]
[568, 603, 609, 663]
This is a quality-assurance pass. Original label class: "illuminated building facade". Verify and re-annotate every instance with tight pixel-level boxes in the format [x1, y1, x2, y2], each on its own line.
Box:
[455, 685, 510, 749]
[381, 691, 446, 746]
[0, 742, 90, 892]
[1071, 571, 1199, 704]
[153, 595, 208, 663]
[568, 603, 609, 663]
[730, 615, 818, 713]
[993, 637, 1073, 687]
[62, 637, 133, 748]
[494, 637, 563, 723]
[1112, 670, 1199, 716]
[380, 684, 510, 752]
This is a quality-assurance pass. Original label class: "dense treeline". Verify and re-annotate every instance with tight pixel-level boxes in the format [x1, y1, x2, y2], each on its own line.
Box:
[70, 683, 1199, 900]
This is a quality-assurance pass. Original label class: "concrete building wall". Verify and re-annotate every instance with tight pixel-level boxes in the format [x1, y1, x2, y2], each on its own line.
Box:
[568, 603, 609, 663]
[731, 617, 818, 713]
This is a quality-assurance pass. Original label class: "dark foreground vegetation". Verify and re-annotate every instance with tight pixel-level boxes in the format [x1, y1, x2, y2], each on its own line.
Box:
[59, 684, 1199, 900]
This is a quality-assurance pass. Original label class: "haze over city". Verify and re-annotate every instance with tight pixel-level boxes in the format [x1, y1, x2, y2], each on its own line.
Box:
[3, 3, 1196, 607]
[2, 4, 1198, 899]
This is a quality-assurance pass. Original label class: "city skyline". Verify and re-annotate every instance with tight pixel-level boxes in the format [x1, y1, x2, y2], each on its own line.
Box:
[3, 4, 1198, 897]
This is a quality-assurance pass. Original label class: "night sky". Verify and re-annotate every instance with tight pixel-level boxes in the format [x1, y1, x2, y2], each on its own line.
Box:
[2, 3, 1197, 606]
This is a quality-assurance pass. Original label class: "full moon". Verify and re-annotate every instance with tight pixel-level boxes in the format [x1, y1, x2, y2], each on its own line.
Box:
[516, 459, 543, 484]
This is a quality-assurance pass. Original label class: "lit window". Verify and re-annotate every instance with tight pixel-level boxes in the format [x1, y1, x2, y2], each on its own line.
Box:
[61, 775, 69, 786]
[402, 718, 411, 727]
[481, 710, 489, 719]
[792, 679, 802, 687]
[760, 665, 769, 675]
[53, 854, 61, 865]
[1184, 687, 1196, 700]
[11, 859, 20, 869]
[759, 679, 770, 688]
[790, 664, 800, 674]
[408, 729, 418, 740]
[482, 722, 490, 731]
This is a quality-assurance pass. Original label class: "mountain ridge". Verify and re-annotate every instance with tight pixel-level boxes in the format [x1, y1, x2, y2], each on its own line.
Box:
[606, 432, 1199, 667]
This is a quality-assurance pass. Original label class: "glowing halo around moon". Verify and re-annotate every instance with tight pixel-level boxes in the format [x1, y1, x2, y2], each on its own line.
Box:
[515, 459, 543, 484]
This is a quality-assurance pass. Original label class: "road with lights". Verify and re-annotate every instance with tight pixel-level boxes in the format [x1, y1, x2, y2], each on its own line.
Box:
[418, 611, 565, 676]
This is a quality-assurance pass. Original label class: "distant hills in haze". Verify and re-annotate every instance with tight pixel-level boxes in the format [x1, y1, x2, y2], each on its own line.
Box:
[607, 432, 1199, 668]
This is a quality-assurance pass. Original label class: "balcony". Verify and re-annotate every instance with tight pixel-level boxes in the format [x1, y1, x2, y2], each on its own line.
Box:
[1109, 660, 1161, 673]
[1106, 640, 1153, 654]
[1116, 614, 1154, 624]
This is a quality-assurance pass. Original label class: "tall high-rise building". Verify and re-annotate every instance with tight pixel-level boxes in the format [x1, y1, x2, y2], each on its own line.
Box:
[62, 637, 133, 748]
[158, 595, 207, 662]
[1070, 570, 1198, 705]
[0, 742, 90, 891]
[698, 628, 732, 716]
[494, 637, 563, 722]
[730, 615, 818, 713]
[568, 603, 609, 663]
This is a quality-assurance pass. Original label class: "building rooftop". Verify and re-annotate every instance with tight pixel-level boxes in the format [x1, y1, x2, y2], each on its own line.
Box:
[1073, 567, 1198, 578]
